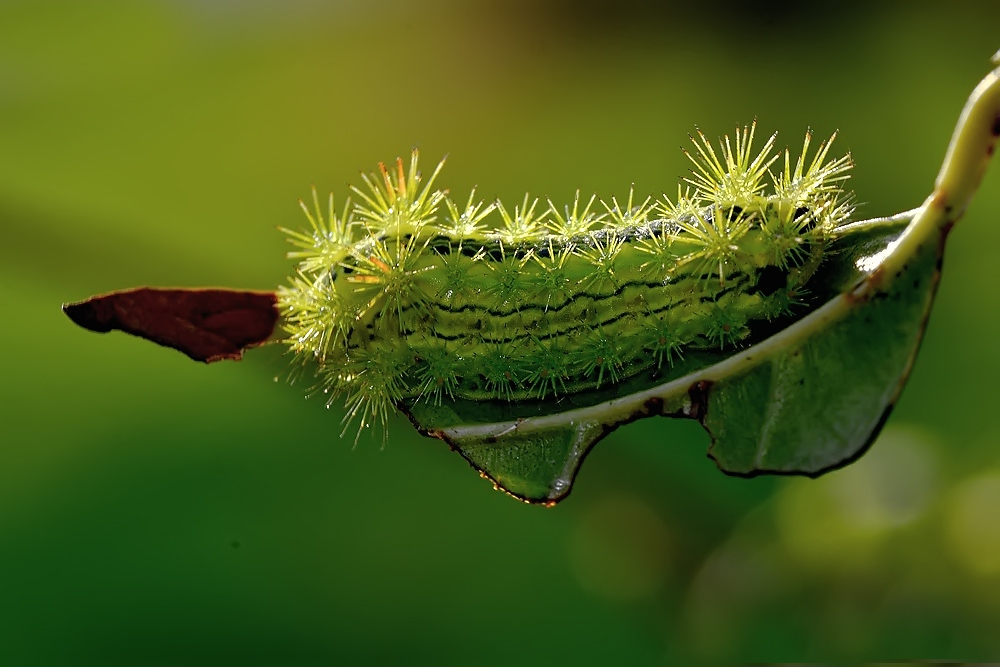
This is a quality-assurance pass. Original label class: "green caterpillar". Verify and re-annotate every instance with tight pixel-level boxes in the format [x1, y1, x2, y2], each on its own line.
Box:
[278, 124, 853, 436]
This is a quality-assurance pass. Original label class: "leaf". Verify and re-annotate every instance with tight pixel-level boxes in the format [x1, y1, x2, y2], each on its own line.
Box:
[400, 54, 1000, 504]
[400, 213, 939, 503]
[63, 288, 279, 363]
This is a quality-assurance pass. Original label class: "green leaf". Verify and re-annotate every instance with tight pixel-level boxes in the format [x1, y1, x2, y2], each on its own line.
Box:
[401, 53, 1000, 505]
[400, 215, 927, 503]
[701, 217, 938, 476]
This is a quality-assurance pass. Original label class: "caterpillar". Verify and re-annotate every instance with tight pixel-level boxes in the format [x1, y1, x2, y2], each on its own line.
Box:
[278, 124, 854, 437]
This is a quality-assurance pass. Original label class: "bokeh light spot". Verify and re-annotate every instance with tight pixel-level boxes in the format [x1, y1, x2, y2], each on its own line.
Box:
[569, 493, 671, 603]
[945, 470, 1000, 577]
[776, 424, 937, 570]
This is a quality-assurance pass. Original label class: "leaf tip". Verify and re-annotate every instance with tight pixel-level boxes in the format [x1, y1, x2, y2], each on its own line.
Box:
[62, 297, 114, 334]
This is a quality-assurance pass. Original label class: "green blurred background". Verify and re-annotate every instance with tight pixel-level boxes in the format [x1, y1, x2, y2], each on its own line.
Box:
[3, 0, 1000, 662]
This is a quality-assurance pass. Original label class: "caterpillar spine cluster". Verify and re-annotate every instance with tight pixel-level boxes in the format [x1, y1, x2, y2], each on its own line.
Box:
[278, 123, 853, 438]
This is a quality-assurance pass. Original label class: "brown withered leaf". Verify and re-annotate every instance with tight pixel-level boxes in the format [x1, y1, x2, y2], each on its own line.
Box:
[62, 288, 279, 363]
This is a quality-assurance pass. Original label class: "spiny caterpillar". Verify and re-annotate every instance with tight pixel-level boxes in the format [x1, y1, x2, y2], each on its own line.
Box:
[278, 124, 853, 437]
